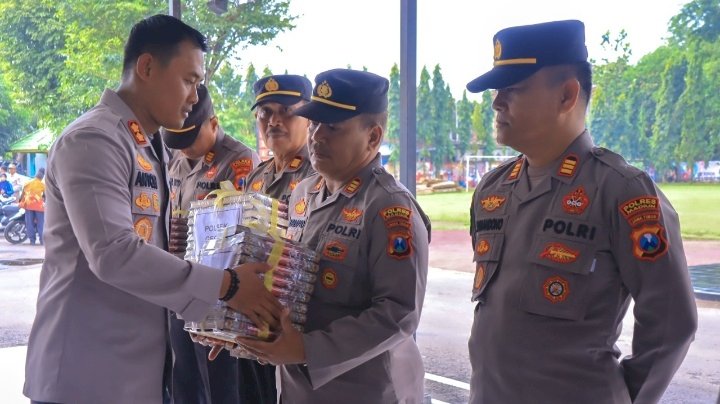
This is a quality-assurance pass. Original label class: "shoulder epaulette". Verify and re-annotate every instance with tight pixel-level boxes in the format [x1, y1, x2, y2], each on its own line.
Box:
[591, 147, 643, 179]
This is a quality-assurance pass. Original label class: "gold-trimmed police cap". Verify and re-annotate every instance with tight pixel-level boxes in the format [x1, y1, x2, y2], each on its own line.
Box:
[293, 69, 389, 124]
[251, 74, 312, 110]
[161, 84, 214, 149]
[467, 20, 588, 93]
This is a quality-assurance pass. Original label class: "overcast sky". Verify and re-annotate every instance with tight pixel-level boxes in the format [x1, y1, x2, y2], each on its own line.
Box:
[236, 0, 689, 101]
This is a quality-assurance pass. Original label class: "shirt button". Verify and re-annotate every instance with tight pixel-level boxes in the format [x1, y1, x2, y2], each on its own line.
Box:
[373, 167, 383, 174]
[593, 148, 605, 156]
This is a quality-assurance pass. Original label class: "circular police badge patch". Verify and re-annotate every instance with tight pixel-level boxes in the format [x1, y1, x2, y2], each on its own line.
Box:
[134, 217, 153, 242]
[543, 276, 569, 303]
[321, 268, 338, 289]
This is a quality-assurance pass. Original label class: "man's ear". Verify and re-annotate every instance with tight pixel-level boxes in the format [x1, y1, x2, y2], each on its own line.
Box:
[559, 78, 581, 113]
[368, 124, 384, 150]
[135, 53, 154, 82]
[209, 116, 219, 132]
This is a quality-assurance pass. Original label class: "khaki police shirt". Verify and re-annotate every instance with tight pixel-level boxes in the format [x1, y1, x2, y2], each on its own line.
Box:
[244, 145, 315, 204]
[168, 128, 259, 211]
[24, 90, 225, 404]
[468, 131, 697, 404]
[281, 155, 431, 403]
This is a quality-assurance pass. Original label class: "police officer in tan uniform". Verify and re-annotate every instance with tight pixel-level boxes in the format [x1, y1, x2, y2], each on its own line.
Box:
[234, 75, 315, 403]
[161, 83, 260, 404]
[23, 15, 281, 404]
[238, 69, 432, 403]
[466, 20, 697, 404]
[245, 75, 315, 205]
[164, 83, 259, 208]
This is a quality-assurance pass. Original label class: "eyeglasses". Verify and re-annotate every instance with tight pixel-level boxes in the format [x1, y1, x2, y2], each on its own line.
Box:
[256, 105, 299, 121]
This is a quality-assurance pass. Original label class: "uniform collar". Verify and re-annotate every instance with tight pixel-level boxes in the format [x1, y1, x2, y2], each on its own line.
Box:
[284, 145, 310, 173]
[309, 153, 381, 199]
[100, 89, 153, 149]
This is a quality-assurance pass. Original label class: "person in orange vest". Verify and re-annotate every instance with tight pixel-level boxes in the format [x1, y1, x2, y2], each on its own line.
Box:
[20, 168, 45, 245]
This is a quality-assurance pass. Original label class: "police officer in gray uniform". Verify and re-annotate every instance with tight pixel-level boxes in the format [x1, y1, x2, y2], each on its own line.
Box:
[164, 83, 259, 208]
[238, 69, 432, 403]
[466, 20, 697, 404]
[245, 74, 315, 205]
[23, 15, 281, 404]
[233, 75, 315, 403]
[162, 83, 260, 404]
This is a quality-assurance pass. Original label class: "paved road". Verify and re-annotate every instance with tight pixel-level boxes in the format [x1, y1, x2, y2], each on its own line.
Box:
[1, 239, 719, 403]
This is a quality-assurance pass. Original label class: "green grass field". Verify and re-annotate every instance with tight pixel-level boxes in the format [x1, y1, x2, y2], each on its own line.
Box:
[417, 183, 720, 240]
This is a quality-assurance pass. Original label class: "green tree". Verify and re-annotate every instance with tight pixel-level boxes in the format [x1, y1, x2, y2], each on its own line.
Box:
[0, 0, 295, 134]
[416, 66, 432, 167]
[471, 92, 495, 155]
[0, 72, 33, 152]
[386, 64, 400, 169]
[456, 90, 473, 157]
[180, 0, 295, 85]
[425, 65, 454, 175]
[210, 63, 256, 147]
[669, 0, 720, 45]
[651, 54, 688, 172]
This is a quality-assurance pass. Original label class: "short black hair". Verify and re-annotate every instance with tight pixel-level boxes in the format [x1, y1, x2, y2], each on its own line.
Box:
[122, 14, 207, 77]
[549, 62, 592, 105]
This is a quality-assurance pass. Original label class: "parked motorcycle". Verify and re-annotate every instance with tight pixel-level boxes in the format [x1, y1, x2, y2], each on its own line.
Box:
[0, 197, 17, 230]
[4, 207, 27, 244]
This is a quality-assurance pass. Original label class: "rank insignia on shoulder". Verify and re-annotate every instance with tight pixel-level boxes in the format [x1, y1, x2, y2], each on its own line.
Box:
[321, 268, 338, 289]
[543, 276, 569, 303]
[323, 241, 348, 261]
[387, 230, 412, 260]
[558, 154, 579, 177]
[341, 207, 363, 224]
[562, 186, 590, 215]
[204, 151, 215, 165]
[251, 180, 263, 192]
[474, 263, 486, 290]
[343, 177, 362, 194]
[128, 120, 147, 145]
[314, 178, 325, 191]
[289, 180, 299, 191]
[134, 217, 153, 242]
[507, 158, 523, 180]
[539, 242, 579, 264]
[294, 198, 307, 216]
[631, 224, 668, 261]
[206, 165, 218, 179]
[137, 154, 153, 171]
[289, 156, 302, 170]
[475, 239, 491, 256]
[480, 195, 506, 212]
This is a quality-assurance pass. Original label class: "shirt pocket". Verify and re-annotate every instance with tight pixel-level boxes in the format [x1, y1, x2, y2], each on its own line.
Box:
[312, 235, 360, 306]
[472, 233, 505, 301]
[519, 235, 596, 321]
